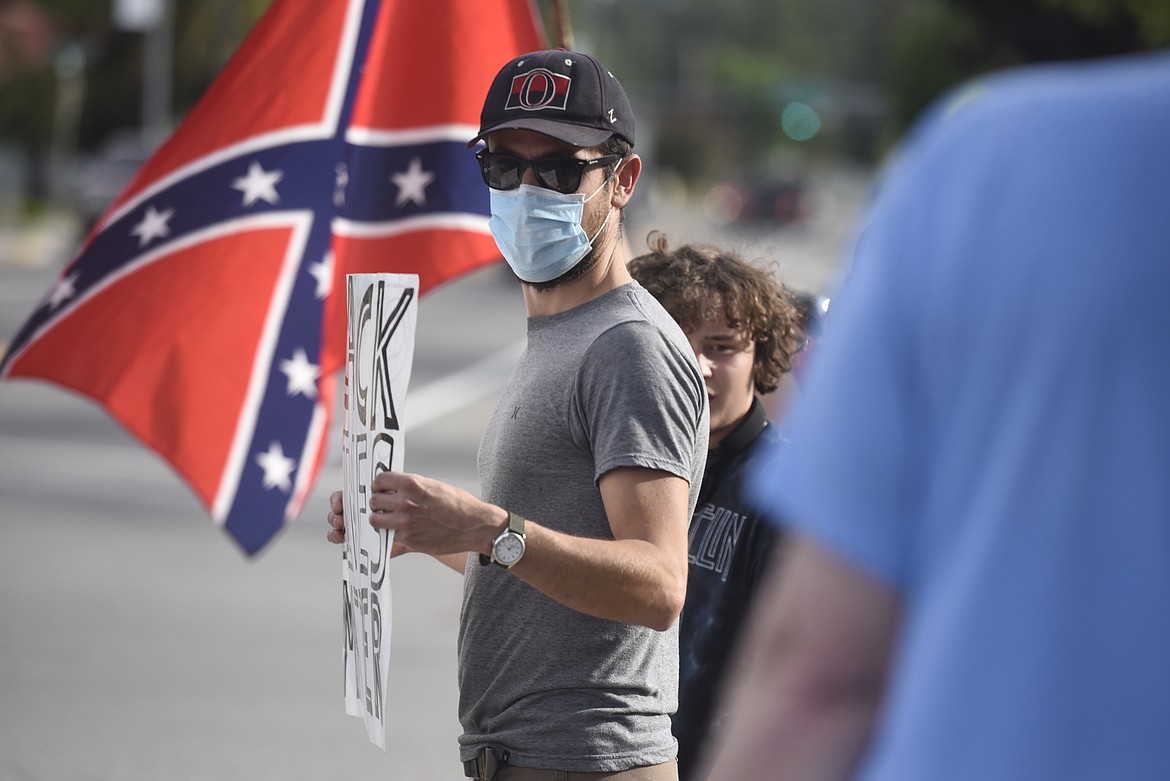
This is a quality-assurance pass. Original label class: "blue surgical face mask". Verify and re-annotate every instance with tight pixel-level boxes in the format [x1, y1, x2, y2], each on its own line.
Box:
[488, 177, 613, 284]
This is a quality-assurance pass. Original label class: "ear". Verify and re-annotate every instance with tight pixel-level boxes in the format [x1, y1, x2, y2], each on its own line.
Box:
[610, 153, 642, 209]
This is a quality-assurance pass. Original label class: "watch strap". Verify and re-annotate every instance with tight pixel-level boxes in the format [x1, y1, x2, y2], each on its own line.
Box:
[507, 511, 525, 537]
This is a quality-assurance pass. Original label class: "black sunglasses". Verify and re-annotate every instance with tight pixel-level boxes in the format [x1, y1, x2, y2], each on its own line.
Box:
[476, 151, 623, 195]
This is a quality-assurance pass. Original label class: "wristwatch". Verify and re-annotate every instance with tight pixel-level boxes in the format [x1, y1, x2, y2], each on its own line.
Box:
[480, 512, 526, 568]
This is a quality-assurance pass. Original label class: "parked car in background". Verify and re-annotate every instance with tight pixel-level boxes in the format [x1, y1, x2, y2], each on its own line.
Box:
[703, 175, 809, 227]
[72, 130, 154, 231]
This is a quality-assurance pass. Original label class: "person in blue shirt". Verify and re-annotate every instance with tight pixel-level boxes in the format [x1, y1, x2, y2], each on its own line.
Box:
[703, 51, 1170, 781]
[628, 233, 804, 781]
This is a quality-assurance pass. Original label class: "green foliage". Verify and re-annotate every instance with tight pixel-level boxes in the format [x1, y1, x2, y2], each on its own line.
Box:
[2, 0, 1164, 204]
[883, 0, 1166, 144]
[887, 2, 1010, 137]
[1046, 0, 1170, 45]
[33, 0, 107, 31]
[173, 1, 272, 113]
[0, 56, 55, 149]
[0, 0, 272, 155]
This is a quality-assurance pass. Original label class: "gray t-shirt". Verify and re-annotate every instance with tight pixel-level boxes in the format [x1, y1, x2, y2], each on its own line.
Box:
[458, 281, 708, 772]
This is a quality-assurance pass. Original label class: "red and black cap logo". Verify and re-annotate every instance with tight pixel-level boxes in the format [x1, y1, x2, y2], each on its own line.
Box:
[469, 49, 635, 149]
[505, 68, 572, 112]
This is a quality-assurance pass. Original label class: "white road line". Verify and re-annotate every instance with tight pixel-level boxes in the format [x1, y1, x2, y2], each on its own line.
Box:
[404, 340, 523, 429]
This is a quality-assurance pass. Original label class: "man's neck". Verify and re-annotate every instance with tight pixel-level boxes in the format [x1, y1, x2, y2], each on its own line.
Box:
[522, 237, 632, 317]
[708, 397, 767, 452]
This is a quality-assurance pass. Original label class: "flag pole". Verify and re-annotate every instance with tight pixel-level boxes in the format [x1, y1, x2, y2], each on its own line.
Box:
[549, 0, 574, 50]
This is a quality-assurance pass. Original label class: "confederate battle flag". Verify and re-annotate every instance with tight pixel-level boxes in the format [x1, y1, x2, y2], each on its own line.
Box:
[0, 0, 544, 555]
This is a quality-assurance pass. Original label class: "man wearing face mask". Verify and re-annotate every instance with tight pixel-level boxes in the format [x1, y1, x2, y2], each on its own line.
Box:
[326, 49, 708, 781]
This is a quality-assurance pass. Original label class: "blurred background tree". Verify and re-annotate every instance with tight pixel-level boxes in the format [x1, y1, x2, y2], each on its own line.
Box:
[1, 0, 1166, 213]
[0, 0, 267, 211]
[890, 0, 1170, 139]
[567, 0, 1167, 191]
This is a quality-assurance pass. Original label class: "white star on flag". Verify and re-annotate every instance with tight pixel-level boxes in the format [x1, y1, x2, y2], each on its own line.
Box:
[279, 348, 319, 398]
[47, 273, 79, 309]
[391, 157, 435, 207]
[308, 251, 333, 299]
[232, 161, 284, 207]
[131, 205, 174, 247]
[255, 441, 296, 492]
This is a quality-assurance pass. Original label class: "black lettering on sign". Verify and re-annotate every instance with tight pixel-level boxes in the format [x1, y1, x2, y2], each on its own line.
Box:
[353, 284, 374, 428]
[370, 282, 414, 431]
[367, 432, 395, 589]
[367, 591, 383, 719]
[342, 579, 355, 653]
[348, 582, 367, 697]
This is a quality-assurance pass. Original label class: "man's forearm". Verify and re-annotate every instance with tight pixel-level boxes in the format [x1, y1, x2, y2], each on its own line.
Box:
[701, 537, 898, 781]
[702, 662, 883, 781]
[432, 551, 467, 574]
[509, 521, 686, 630]
[365, 468, 690, 628]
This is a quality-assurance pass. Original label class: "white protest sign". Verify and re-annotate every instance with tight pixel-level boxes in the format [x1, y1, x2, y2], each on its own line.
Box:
[341, 273, 418, 749]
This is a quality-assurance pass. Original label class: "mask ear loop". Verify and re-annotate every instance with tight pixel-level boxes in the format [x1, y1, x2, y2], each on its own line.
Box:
[582, 157, 623, 203]
[587, 205, 614, 245]
[583, 161, 621, 245]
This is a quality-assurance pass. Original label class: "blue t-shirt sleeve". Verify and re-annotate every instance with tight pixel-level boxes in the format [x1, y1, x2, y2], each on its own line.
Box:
[749, 163, 929, 591]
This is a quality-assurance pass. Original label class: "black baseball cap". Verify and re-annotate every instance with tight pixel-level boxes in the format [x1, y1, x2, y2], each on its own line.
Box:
[468, 49, 635, 149]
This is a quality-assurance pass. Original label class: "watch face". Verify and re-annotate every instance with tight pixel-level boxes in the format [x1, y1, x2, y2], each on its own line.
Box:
[494, 532, 525, 565]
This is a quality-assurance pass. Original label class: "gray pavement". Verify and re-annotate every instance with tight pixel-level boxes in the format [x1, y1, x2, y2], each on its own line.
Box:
[0, 166, 866, 780]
